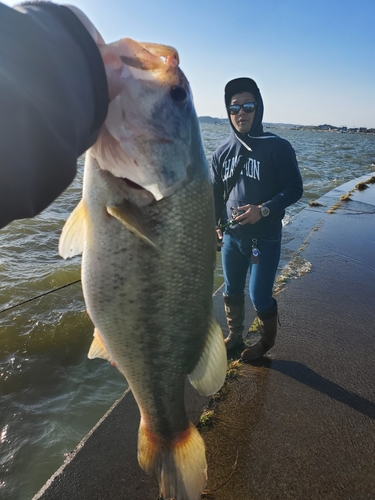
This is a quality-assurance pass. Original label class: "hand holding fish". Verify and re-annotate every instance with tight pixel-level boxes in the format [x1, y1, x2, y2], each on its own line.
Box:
[1, 4, 227, 496]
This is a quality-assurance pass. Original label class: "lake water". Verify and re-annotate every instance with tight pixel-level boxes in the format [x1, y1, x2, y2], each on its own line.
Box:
[1, 124, 374, 499]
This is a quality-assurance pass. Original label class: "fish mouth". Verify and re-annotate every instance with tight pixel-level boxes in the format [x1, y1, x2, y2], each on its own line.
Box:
[100, 163, 175, 203]
[118, 177, 169, 201]
[100, 165, 151, 198]
[121, 178, 146, 191]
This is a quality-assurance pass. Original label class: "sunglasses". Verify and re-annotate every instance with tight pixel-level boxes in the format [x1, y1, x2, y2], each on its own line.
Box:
[228, 102, 257, 115]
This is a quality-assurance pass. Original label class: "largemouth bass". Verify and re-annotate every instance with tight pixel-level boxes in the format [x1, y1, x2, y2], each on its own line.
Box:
[59, 38, 227, 500]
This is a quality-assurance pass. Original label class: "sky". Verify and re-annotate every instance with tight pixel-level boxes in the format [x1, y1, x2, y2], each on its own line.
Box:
[4, 0, 375, 127]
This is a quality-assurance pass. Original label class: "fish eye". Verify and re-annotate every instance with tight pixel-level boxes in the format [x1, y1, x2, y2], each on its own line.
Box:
[170, 85, 187, 102]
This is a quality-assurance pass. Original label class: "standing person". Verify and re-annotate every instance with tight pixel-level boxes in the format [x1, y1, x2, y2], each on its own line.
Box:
[211, 77, 303, 361]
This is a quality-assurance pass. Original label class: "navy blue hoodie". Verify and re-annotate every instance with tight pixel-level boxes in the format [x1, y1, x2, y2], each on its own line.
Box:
[211, 78, 303, 239]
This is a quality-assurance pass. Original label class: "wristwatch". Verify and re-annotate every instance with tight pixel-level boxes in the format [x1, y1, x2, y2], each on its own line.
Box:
[260, 205, 270, 217]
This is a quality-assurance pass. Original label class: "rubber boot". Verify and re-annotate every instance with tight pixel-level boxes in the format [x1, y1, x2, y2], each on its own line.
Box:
[223, 294, 245, 350]
[241, 300, 277, 361]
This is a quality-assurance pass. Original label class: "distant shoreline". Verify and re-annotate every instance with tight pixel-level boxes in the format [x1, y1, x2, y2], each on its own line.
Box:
[198, 116, 375, 134]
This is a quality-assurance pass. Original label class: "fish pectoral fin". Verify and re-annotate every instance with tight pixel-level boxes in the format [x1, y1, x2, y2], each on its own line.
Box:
[59, 199, 87, 259]
[106, 203, 157, 249]
[88, 328, 113, 362]
[188, 315, 227, 396]
[138, 420, 207, 500]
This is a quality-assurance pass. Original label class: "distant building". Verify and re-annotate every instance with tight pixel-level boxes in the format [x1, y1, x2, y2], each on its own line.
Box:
[318, 124, 332, 130]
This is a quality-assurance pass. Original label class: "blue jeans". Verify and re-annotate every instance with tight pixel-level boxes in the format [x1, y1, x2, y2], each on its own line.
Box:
[221, 230, 281, 314]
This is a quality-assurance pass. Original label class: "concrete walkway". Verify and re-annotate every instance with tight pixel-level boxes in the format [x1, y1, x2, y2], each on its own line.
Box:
[203, 173, 375, 499]
[34, 173, 375, 500]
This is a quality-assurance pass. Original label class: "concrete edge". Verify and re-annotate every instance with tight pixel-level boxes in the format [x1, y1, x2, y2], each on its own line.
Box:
[32, 389, 132, 499]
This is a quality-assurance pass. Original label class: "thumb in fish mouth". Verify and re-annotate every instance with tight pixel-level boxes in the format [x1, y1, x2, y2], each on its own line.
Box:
[97, 38, 182, 102]
[97, 41, 159, 102]
[98, 46, 124, 101]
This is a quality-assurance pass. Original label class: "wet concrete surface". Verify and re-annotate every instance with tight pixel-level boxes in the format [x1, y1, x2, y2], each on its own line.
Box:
[204, 173, 375, 499]
[34, 173, 375, 500]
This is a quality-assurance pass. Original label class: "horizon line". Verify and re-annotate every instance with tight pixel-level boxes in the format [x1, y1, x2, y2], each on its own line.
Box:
[198, 116, 374, 130]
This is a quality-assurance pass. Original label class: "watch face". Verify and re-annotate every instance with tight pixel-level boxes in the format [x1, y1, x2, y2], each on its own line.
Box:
[261, 206, 270, 217]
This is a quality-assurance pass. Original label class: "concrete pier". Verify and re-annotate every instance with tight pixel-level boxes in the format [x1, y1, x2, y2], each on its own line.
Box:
[34, 173, 375, 500]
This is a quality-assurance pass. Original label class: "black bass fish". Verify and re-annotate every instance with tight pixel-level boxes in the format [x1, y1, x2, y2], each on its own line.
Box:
[59, 37, 226, 500]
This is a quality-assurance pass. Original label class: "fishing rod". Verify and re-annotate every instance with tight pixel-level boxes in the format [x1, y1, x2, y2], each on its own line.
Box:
[0, 279, 81, 315]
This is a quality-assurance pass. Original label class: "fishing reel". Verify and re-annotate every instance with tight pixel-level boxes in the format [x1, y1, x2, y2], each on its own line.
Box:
[216, 206, 241, 232]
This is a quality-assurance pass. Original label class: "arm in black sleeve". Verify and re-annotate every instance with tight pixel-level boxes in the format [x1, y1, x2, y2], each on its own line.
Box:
[263, 139, 303, 213]
[0, 2, 109, 229]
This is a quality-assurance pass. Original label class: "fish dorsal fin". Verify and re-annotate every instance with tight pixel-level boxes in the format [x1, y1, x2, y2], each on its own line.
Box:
[106, 202, 157, 249]
[188, 315, 227, 396]
[88, 328, 113, 362]
[59, 200, 87, 259]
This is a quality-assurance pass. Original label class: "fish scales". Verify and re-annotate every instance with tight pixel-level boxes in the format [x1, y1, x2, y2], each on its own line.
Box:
[60, 37, 227, 500]
[83, 157, 216, 438]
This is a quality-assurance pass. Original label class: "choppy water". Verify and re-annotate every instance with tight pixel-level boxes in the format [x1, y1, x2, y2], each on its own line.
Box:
[1, 124, 374, 499]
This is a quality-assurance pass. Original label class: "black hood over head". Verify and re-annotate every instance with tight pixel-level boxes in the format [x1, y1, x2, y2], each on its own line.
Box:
[225, 77, 264, 138]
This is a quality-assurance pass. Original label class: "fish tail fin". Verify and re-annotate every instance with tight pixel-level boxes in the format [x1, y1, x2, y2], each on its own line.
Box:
[138, 420, 207, 500]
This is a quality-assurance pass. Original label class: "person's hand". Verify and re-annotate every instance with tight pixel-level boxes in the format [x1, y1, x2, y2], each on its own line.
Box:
[233, 204, 262, 225]
[216, 228, 224, 249]
[98, 45, 124, 100]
